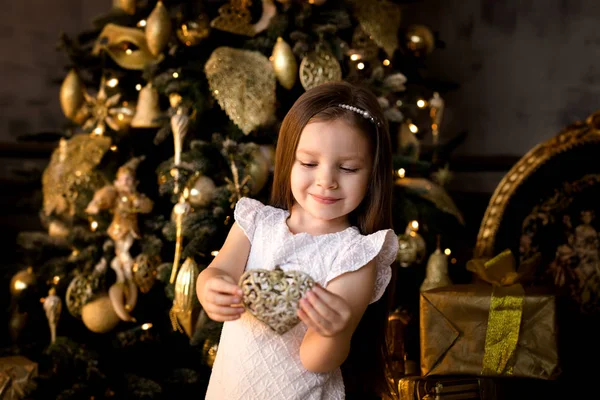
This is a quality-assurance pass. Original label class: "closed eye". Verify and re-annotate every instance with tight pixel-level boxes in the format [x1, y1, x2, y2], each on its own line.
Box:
[300, 162, 317, 168]
[340, 167, 359, 173]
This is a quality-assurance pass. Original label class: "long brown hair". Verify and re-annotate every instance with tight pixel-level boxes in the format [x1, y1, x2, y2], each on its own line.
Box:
[270, 81, 396, 398]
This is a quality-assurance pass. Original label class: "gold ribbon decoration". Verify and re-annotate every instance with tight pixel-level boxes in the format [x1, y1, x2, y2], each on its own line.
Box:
[466, 249, 540, 376]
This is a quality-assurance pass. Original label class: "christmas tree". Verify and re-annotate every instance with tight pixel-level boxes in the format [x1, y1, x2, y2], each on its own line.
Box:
[3, 1, 467, 398]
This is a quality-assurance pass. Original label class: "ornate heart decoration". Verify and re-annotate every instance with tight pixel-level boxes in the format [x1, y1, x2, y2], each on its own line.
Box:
[239, 266, 315, 334]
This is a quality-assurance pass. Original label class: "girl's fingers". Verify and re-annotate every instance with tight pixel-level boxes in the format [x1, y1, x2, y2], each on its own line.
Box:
[297, 308, 321, 334]
[209, 278, 243, 296]
[206, 304, 245, 317]
[304, 290, 339, 322]
[299, 297, 331, 333]
[209, 292, 241, 306]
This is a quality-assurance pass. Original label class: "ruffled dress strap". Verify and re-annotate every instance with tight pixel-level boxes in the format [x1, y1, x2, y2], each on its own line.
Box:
[326, 229, 398, 303]
[233, 197, 265, 242]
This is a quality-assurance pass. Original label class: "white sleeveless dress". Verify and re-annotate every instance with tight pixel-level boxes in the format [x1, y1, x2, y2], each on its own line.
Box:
[205, 197, 398, 400]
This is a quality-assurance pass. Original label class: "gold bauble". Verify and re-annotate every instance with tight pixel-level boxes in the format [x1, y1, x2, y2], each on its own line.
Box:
[131, 83, 162, 128]
[247, 147, 270, 195]
[81, 295, 120, 333]
[396, 234, 417, 267]
[146, 1, 172, 57]
[299, 48, 342, 91]
[132, 253, 159, 294]
[187, 175, 217, 208]
[60, 69, 85, 122]
[10, 267, 36, 297]
[405, 24, 435, 57]
[176, 15, 211, 46]
[205, 47, 276, 135]
[271, 37, 297, 90]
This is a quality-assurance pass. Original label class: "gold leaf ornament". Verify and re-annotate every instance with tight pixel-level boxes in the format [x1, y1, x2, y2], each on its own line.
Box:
[210, 0, 256, 37]
[299, 46, 342, 91]
[347, 0, 401, 58]
[205, 47, 276, 135]
[395, 177, 465, 225]
[145, 1, 172, 57]
[93, 23, 163, 70]
[42, 134, 112, 218]
[239, 266, 315, 334]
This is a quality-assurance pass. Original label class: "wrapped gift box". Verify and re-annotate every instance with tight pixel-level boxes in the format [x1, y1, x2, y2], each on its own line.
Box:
[420, 284, 560, 379]
[0, 356, 38, 400]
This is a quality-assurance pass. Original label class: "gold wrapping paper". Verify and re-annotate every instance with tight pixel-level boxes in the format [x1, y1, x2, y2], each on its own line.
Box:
[0, 356, 38, 400]
[420, 284, 559, 379]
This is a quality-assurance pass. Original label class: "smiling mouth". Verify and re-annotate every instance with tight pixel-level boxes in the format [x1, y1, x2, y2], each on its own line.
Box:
[311, 194, 340, 204]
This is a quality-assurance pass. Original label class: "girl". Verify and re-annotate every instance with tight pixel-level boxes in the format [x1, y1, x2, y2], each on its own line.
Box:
[197, 81, 398, 400]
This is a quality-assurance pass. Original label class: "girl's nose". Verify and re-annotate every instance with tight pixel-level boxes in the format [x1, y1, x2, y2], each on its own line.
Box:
[317, 168, 338, 189]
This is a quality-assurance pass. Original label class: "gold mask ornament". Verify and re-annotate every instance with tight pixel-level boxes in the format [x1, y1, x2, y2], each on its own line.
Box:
[93, 23, 163, 70]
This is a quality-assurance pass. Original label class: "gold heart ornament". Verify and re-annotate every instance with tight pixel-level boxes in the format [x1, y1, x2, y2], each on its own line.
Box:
[239, 266, 315, 334]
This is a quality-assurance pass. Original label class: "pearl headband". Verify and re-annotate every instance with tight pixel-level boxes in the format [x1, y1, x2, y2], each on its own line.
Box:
[337, 103, 382, 127]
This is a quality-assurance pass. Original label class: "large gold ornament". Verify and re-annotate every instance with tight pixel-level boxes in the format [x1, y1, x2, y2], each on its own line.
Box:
[299, 47, 342, 91]
[146, 1, 172, 57]
[186, 174, 217, 208]
[93, 23, 163, 70]
[59, 69, 86, 123]
[79, 76, 134, 135]
[347, 0, 401, 58]
[42, 134, 111, 218]
[239, 266, 315, 334]
[271, 37, 297, 90]
[405, 24, 435, 57]
[131, 82, 162, 128]
[177, 14, 211, 46]
[205, 47, 276, 135]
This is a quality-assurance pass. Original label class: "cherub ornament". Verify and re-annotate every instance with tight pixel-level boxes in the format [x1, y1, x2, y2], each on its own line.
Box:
[86, 157, 153, 322]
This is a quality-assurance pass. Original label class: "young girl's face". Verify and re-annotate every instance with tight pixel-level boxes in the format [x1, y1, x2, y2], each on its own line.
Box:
[290, 118, 372, 229]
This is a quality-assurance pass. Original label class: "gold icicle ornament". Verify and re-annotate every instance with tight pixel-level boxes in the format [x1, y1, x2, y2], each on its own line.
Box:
[93, 23, 163, 70]
[170, 257, 200, 334]
[171, 109, 190, 194]
[59, 69, 86, 123]
[146, 1, 172, 57]
[131, 82, 162, 128]
[271, 37, 297, 90]
[205, 47, 276, 135]
[347, 0, 401, 58]
[170, 196, 191, 283]
[299, 46, 342, 91]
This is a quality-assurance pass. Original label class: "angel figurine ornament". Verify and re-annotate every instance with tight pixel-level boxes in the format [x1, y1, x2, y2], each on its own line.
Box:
[86, 156, 153, 322]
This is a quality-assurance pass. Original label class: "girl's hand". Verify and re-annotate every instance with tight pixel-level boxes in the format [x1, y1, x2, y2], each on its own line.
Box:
[297, 284, 352, 337]
[200, 275, 245, 322]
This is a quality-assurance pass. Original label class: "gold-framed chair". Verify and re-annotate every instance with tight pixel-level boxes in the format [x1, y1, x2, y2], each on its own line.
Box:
[473, 110, 600, 397]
